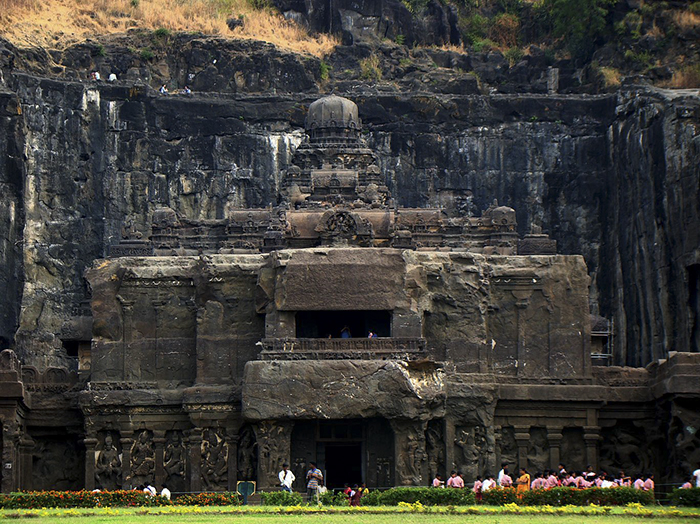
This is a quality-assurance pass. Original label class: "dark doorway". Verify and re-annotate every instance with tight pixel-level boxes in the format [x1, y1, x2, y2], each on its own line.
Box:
[296, 310, 391, 338]
[324, 443, 362, 489]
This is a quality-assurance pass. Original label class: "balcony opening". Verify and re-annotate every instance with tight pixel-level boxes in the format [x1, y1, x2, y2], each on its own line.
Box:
[295, 310, 391, 338]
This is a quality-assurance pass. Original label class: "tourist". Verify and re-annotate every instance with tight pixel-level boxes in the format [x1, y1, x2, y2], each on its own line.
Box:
[343, 483, 353, 502]
[558, 463, 567, 476]
[531, 472, 545, 489]
[599, 474, 615, 488]
[108, 73, 117, 82]
[183, 86, 192, 94]
[633, 475, 645, 489]
[694, 467, 700, 488]
[497, 463, 509, 486]
[306, 462, 323, 503]
[546, 470, 559, 489]
[340, 326, 351, 338]
[447, 470, 464, 488]
[144, 483, 156, 496]
[350, 484, 362, 506]
[367, 331, 377, 338]
[681, 479, 693, 489]
[159, 84, 168, 95]
[473, 476, 483, 501]
[515, 468, 531, 494]
[643, 474, 654, 492]
[500, 471, 513, 487]
[573, 471, 586, 488]
[279, 462, 295, 492]
[616, 470, 631, 487]
[432, 473, 444, 487]
[360, 483, 369, 496]
[482, 474, 496, 492]
[160, 483, 171, 500]
[584, 465, 596, 481]
[562, 472, 575, 487]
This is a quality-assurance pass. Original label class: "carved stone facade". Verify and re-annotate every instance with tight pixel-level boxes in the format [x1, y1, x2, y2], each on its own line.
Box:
[0, 96, 699, 494]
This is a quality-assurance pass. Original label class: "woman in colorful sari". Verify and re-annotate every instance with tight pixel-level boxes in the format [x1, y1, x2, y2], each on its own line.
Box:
[515, 468, 531, 495]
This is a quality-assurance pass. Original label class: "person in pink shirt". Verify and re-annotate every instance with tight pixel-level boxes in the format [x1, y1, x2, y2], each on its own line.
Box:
[447, 470, 464, 488]
[643, 474, 654, 491]
[615, 470, 631, 487]
[432, 473, 444, 488]
[500, 473, 513, 487]
[573, 472, 586, 488]
[473, 476, 483, 501]
[561, 473, 575, 487]
[545, 470, 559, 489]
[633, 476, 645, 489]
[531, 472, 545, 489]
[681, 481, 693, 489]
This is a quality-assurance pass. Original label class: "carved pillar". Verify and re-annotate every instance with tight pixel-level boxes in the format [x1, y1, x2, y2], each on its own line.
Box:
[117, 297, 135, 381]
[154, 431, 166, 488]
[253, 421, 294, 490]
[547, 428, 563, 470]
[120, 432, 134, 489]
[583, 426, 600, 471]
[1, 420, 20, 492]
[513, 426, 530, 470]
[188, 430, 203, 492]
[444, 417, 455, 473]
[84, 436, 98, 491]
[226, 434, 239, 491]
[19, 435, 34, 490]
[512, 290, 532, 377]
[389, 419, 428, 486]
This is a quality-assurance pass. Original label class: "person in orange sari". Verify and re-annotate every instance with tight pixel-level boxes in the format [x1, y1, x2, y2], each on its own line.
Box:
[515, 468, 531, 495]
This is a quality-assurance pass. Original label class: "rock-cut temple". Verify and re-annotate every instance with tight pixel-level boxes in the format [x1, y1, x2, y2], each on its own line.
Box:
[0, 95, 697, 493]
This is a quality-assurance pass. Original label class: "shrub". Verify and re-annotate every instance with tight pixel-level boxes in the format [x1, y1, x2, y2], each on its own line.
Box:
[0, 490, 171, 509]
[545, 0, 616, 60]
[318, 490, 348, 505]
[472, 38, 497, 52]
[670, 487, 700, 506]
[359, 55, 382, 81]
[489, 13, 520, 48]
[174, 492, 240, 506]
[153, 27, 172, 38]
[376, 487, 475, 506]
[360, 490, 383, 506]
[519, 487, 655, 506]
[504, 47, 524, 66]
[260, 490, 303, 506]
[395, 34, 406, 45]
[691, 2, 700, 15]
[669, 64, 700, 88]
[139, 47, 154, 60]
[481, 487, 519, 505]
[319, 60, 331, 81]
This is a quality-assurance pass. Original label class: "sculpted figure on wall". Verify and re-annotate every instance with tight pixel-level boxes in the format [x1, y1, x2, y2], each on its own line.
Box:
[129, 430, 155, 487]
[600, 422, 652, 477]
[164, 431, 186, 492]
[201, 428, 229, 490]
[527, 427, 549, 474]
[32, 439, 81, 490]
[426, 421, 445, 477]
[95, 433, 122, 490]
[254, 420, 293, 487]
[391, 420, 427, 486]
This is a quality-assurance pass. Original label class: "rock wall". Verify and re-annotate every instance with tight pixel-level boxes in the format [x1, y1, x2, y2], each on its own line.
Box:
[0, 65, 698, 367]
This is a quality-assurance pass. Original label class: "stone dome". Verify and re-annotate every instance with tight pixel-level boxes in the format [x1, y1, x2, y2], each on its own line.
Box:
[306, 95, 361, 131]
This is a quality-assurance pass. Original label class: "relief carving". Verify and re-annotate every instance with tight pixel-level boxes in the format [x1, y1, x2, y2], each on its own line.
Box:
[129, 430, 155, 487]
[201, 428, 229, 490]
[237, 425, 257, 481]
[95, 432, 122, 490]
[164, 431, 186, 492]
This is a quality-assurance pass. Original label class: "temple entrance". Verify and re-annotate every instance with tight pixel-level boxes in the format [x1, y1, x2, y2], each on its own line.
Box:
[322, 443, 362, 488]
[295, 310, 391, 339]
[290, 418, 394, 489]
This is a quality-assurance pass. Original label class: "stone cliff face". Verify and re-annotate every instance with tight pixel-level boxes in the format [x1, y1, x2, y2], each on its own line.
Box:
[0, 42, 697, 367]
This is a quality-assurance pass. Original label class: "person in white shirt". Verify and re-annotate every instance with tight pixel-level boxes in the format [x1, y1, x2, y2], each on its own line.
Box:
[160, 484, 171, 500]
[497, 463, 509, 486]
[693, 468, 700, 488]
[482, 475, 496, 491]
[279, 463, 296, 492]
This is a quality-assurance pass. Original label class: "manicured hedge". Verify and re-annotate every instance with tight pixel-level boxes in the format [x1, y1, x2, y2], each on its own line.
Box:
[481, 487, 520, 505]
[0, 490, 239, 509]
[363, 487, 475, 506]
[670, 488, 700, 507]
[260, 491, 304, 506]
[511, 487, 654, 506]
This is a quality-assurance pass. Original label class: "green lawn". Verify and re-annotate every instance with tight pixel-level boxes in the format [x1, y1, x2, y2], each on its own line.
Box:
[2, 506, 699, 523]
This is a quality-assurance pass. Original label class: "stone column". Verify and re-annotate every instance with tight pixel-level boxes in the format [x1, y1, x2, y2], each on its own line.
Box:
[513, 290, 532, 377]
[154, 431, 166, 488]
[547, 428, 563, 470]
[84, 435, 97, 491]
[253, 421, 294, 490]
[494, 425, 502, 471]
[188, 430, 202, 492]
[226, 434, 239, 492]
[444, 417, 455, 473]
[513, 426, 530, 470]
[1, 420, 20, 492]
[19, 435, 34, 490]
[120, 432, 133, 489]
[389, 419, 428, 487]
[583, 426, 600, 471]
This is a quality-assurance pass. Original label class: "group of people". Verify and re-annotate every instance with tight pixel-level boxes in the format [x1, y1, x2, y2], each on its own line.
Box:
[159, 84, 192, 95]
[433, 463, 657, 499]
[278, 462, 367, 505]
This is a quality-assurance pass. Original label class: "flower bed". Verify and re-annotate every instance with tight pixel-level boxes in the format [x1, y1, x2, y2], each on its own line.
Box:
[362, 487, 476, 506]
[482, 487, 655, 506]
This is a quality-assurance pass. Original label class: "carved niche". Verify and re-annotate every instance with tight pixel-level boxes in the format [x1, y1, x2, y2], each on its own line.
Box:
[454, 424, 490, 479]
[129, 429, 155, 487]
[95, 431, 122, 490]
[425, 420, 445, 478]
[527, 427, 550, 474]
[237, 425, 257, 482]
[254, 420, 293, 487]
[390, 420, 427, 486]
[32, 437, 82, 490]
[201, 428, 229, 491]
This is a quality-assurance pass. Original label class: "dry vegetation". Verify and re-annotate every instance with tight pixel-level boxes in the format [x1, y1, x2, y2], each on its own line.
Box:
[0, 0, 337, 56]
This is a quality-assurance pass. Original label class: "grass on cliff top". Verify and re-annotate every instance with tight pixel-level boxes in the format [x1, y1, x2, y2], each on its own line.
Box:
[0, 0, 338, 56]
